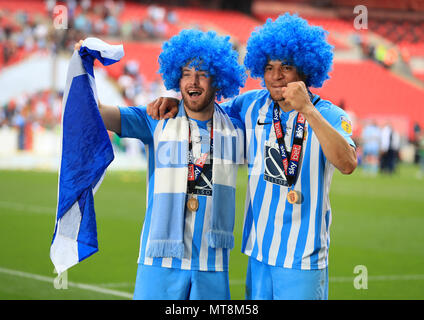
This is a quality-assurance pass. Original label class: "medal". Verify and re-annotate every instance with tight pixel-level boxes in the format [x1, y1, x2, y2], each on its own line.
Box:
[187, 197, 199, 211]
[271, 95, 320, 204]
[287, 190, 302, 204]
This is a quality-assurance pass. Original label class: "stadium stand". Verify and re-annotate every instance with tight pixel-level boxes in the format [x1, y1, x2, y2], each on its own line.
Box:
[254, 14, 355, 50]
[314, 60, 424, 138]
[1, 0, 424, 158]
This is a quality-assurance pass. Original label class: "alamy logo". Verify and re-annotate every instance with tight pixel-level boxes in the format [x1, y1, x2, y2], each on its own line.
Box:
[353, 5, 368, 30]
[53, 268, 68, 289]
[353, 265, 368, 289]
[53, 5, 68, 29]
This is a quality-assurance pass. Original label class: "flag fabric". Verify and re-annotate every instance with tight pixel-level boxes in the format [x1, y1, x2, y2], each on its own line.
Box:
[50, 38, 124, 274]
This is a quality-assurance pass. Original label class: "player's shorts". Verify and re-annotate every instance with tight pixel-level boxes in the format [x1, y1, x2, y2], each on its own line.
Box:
[245, 257, 328, 300]
[133, 263, 231, 300]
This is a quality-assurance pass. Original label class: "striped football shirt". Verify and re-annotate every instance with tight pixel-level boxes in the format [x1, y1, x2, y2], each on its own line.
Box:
[221, 89, 355, 270]
[119, 105, 243, 272]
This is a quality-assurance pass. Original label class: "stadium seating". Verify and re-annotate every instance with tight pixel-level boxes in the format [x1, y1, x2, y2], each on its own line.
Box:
[0, 0, 46, 13]
[171, 7, 259, 44]
[118, 4, 260, 44]
[99, 41, 162, 83]
[413, 71, 424, 82]
[1, 0, 423, 138]
[339, 0, 424, 11]
[399, 42, 424, 57]
[313, 60, 424, 136]
[254, 14, 355, 50]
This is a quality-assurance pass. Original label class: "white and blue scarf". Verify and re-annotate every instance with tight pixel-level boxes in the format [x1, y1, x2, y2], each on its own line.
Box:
[50, 38, 123, 274]
[146, 102, 244, 259]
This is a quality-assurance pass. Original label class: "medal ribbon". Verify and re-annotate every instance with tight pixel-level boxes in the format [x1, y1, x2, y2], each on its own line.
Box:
[187, 122, 213, 194]
[272, 103, 306, 187]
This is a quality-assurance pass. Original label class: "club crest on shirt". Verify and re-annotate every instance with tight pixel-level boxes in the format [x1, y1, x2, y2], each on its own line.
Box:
[341, 116, 352, 134]
[263, 141, 289, 186]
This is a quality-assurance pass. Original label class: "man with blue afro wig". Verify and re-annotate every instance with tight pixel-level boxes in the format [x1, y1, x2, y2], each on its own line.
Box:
[244, 13, 333, 88]
[147, 13, 357, 300]
[75, 29, 246, 300]
[159, 29, 246, 102]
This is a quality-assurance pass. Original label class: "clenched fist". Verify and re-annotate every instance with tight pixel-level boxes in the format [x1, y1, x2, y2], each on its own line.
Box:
[281, 81, 314, 114]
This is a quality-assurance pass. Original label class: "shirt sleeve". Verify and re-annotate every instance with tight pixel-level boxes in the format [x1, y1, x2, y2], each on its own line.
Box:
[319, 102, 356, 148]
[219, 90, 261, 123]
[220, 96, 244, 122]
[118, 106, 157, 144]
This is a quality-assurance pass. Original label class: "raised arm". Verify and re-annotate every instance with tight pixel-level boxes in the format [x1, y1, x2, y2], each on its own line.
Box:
[282, 81, 357, 175]
[302, 107, 357, 174]
[74, 40, 121, 135]
[97, 102, 121, 135]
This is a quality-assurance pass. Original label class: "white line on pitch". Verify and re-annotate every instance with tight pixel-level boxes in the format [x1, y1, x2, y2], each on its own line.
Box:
[0, 267, 132, 299]
[229, 274, 424, 286]
[330, 274, 424, 282]
[0, 201, 55, 215]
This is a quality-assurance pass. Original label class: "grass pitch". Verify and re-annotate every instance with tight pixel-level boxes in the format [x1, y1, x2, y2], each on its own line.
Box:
[0, 164, 423, 300]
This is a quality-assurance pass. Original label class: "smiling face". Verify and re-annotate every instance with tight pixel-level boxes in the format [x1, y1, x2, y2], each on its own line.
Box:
[179, 66, 216, 120]
[263, 60, 303, 102]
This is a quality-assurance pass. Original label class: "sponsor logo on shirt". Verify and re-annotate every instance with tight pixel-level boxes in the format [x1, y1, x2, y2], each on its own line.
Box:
[263, 141, 289, 187]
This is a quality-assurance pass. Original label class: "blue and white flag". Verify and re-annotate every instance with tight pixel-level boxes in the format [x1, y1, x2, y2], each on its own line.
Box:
[50, 38, 124, 274]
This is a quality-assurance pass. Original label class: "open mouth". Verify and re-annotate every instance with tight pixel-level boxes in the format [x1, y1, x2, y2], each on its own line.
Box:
[188, 90, 202, 97]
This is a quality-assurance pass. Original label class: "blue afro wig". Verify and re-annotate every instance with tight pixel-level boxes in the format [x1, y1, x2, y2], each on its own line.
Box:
[158, 29, 246, 100]
[244, 13, 334, 88]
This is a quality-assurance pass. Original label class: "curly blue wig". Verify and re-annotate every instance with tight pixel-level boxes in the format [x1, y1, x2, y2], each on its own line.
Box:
[158, 29, 246, 100]
[244, 13, 334, 88]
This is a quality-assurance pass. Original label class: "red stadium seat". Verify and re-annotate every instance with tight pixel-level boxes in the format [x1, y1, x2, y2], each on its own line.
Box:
[95, 41, 162, 83]
[313, 61, 424, 136]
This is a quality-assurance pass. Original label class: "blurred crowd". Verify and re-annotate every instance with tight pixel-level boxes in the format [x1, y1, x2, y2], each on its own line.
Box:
[50, 0, 179, 50]
[354, 34, 407, 69]
[0, 90, 62, 150]
[0, 0, 180, 154]
[118, 58, 180, 107]
[1, 0, 424, 168]
[357, 120, 424, 177]
[354, 18, 424, 72]
[1, 0, 179, 70]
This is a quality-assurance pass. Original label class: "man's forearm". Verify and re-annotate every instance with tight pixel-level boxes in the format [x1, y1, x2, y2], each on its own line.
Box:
[303, 107, 357, 174]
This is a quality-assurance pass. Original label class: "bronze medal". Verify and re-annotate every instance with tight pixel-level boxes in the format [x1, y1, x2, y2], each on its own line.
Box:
[287, 190, 301, 204]
[187, 197, 199, 211]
